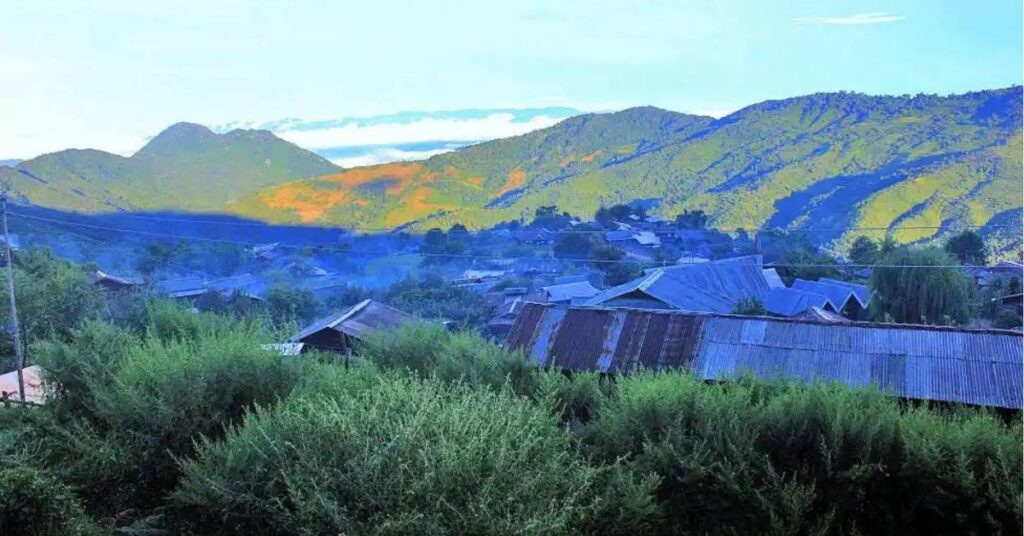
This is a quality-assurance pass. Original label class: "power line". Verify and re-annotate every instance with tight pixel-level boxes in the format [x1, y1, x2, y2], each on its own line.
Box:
[8, 211, 1017, 270]
[21, 208, 1018, 235]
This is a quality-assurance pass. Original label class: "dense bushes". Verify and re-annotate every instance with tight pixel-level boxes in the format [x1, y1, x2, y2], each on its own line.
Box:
[0, 467, 97, 536]
[7, 303, 302, 528]
[578, 373, 1022, 535]
[0, 314, 1020, 534]
[172, 375, 637, 534]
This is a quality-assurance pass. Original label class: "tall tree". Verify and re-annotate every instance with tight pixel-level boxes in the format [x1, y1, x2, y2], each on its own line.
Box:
[870, 247, 974, 325]
[945, 230, 988, 265]
[848, 236, 880, 265]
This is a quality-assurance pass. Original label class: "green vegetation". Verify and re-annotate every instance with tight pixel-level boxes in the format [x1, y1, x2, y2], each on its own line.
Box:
[226, 88, 1022, 258]
[870, 247, 975, 324]
[0, 122, 339, 213]
[1, 317, 1019, 534]
[945, 230, 989, 265]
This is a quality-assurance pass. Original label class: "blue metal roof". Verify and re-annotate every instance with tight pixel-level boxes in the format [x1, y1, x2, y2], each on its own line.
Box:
[793, 279, 861, 311]
[542, 281, 600, 303]
[818, 278, 870, 307]
[154, 277, 207, 296]
[506, 303, 1024, 409]
[605, 230, 633, 242]
[591, 256, 772, 314]
[763, 288, 834, 317]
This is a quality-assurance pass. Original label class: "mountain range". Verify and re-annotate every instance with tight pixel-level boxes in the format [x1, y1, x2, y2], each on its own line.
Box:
[1, 87, 1021, 254]
[0, 123, 340, 212]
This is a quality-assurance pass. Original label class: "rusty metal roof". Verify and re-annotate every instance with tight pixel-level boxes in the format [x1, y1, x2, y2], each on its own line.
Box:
[505, 303, 1024, 409]
[289, 299, 417, 343]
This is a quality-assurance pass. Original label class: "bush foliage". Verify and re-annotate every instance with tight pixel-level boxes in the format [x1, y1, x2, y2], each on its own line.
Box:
[0, 310, 1020, 534]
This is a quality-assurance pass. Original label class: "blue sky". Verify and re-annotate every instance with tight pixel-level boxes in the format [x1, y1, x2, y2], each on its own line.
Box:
[1, 0, 1020, 161]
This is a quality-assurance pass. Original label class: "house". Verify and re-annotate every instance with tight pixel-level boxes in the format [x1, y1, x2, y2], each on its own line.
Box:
[792, 279, 869, 317]
[209, 273, 266, 301]
[250, 242, 282, 261]
[0, 365, 45, 404]
[487, 298, 525, 339]
[631, 231, 661, 248]
[154, 277, 208, 299]
[287, 299, 417, 353]
[588, 256, 770, 314]
[605, 230, 633, 243]
[762, 287, 836, 317]
[91, 270, 142, 293]
[505, 303, 1023, 409]
[552, 274, 589, 285]
[512, 228, 553, 245]
[797, 306, 850, 323]
[299, 276, 353, 301]
[991, 293, 1023, 317]
[761, 268, 785, 289]
[676, 254, 711, 265]
[461, 269, 506, 281]
[1, 233, 21, 251]
[541, 281, 600, 304]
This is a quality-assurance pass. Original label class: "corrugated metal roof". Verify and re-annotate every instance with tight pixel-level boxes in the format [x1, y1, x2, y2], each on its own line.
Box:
[818, 278, 870, 307]
[504, 303, 1024, 409]
[763, 288, 834, 317]
[762, 268, 785, 289]
[793, 279, 861, 311]
[289, 299, 417, 343]
[542, 281, 600, 303]
[591, 256, 770, 314]
[605, 230, 633, 242]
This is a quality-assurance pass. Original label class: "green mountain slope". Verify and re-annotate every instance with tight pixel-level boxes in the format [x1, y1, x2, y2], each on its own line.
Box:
[0, 123, 340, 212]
[230, 87, 1022, 253]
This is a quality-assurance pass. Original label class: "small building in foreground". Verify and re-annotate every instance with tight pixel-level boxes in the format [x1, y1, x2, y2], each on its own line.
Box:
[505, 303, 1023, 409]
[287, 299, 417, 353]
[92, 270, 143, 293]
[0, 365, 45, 404]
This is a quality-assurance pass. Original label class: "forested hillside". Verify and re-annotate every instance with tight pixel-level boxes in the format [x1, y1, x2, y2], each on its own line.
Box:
[231, 87, 1022, 254]
[0, 123, 340, 212]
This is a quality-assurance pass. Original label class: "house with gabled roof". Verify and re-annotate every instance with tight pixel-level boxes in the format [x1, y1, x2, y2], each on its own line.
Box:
[288, 299, 417, 353]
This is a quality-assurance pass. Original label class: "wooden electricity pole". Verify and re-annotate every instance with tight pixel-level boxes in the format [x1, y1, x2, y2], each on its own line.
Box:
[1, 194, 25, 403]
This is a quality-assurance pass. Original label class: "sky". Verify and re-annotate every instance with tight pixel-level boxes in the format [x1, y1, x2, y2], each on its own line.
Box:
[1, 0, 1021, 163]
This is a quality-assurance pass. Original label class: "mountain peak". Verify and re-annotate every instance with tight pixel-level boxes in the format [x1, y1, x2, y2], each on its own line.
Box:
[134, 122, 216, 157]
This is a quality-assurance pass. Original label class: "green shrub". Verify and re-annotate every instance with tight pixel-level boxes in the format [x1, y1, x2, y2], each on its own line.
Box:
[172, 375, 617, 534]
[537, 371, 611, 424]
[579, 373, 1023, 535]
[0, 466, 97, 536]
[359, 325, 541, 396]
[28, 313, 301, 524]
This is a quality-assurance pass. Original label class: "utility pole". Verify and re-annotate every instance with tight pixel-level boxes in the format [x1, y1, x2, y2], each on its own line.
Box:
[1, 194, 25, 404]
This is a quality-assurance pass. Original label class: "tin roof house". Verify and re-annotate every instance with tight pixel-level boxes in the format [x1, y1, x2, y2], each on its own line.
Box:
[288, 299, 417, 353]
[541, 281, 600, 304]
[506, 303, 1023, 409]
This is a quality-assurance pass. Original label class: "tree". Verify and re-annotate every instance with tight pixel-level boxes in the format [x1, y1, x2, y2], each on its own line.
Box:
[775, 247, 839, 285]
[848, 236, 880, 265]
[870, 247, 974, 325]
[945, 231, 987, 265]
[591, 245, 640, 286]
[265, 285, 318, 325]
[732, 297, 766, 316]
[553, 234, 594, 259]
[674, 209, 709, 229]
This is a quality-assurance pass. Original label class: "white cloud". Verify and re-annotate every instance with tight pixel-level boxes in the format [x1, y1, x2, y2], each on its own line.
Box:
[275, 113, 566, 150]
[791, 12, 905, 25]
[331, 147, 458, 168]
